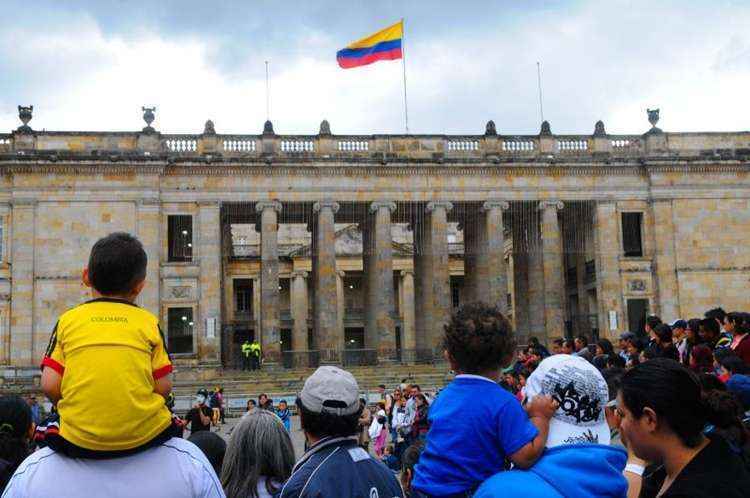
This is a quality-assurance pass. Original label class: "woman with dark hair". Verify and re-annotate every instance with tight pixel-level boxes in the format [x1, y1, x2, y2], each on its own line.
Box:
[411, 394, 430, 443]
[689, 344, 714, 374]
[702, 389, 750, 465]
[683, 318, 702, 366]
[596, 338, 615, 357]
[0, 395, 33, 492]
[653, 324, 679, 361]
[617, 359, 750, 497]
[221, 408, 294, 498]
[725, 311, 750, 364]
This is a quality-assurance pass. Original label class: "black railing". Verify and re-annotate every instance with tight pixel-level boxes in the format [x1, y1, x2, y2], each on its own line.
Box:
[584, 260, 596, 284]
[281, 350, 321, 369]
[342, 349, 378, 366]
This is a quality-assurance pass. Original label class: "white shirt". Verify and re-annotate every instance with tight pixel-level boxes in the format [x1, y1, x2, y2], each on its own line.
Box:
[2, 438, 225, 498]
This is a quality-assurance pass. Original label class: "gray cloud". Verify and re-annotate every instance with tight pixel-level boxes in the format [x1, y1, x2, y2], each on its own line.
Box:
[1, 0, 748, 134]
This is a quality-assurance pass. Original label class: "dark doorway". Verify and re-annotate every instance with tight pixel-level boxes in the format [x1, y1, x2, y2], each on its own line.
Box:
[627, 299, 649, 337]
[345, 328, 365, 349]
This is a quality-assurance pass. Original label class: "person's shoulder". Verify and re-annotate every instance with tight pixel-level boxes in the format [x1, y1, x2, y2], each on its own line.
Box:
[279, 461, 316, 498]
[475, 469, 557, 498]
[3, 447, 59, 493]
[158, 438, 221, 476]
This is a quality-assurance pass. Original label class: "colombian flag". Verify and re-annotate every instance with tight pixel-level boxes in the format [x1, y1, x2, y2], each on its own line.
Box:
[337, 21, 403, 69]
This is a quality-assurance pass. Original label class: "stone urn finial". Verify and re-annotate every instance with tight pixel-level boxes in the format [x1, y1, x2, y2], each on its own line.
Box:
[593, 120, 606, 137]
[540, 120, 551, 136]
[142, 106, 156, 133]
[204, 119, 216, 135]
[17, 105, 33, 132]
[646, 108, 662, 134]
[485, 120, 497, 136]
[319, 119, 331, 136]
[263, 120, 275, 135]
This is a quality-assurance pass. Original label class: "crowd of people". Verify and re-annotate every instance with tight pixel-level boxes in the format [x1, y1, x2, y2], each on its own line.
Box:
[0, 232, 747, 497]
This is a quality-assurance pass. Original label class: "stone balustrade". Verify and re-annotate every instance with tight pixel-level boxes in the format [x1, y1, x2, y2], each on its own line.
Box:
[2, 126, 750, 161]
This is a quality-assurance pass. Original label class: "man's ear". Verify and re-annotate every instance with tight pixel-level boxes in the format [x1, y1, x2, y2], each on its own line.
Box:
[443, 350, 459, 372]
[82, 268, 92, 288]
[131, 279, 146, 298]
[642, 407, 659, 433]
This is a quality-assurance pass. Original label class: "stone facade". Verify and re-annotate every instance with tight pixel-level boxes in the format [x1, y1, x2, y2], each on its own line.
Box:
[1, 115, 749, 368]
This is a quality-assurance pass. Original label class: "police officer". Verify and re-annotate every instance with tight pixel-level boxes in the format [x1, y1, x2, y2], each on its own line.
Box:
[241, 339, 252, 371]
[250, 340, 261, 371]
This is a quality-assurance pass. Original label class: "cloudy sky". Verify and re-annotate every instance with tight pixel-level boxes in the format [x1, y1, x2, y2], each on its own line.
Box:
[1, 0, 748, 135]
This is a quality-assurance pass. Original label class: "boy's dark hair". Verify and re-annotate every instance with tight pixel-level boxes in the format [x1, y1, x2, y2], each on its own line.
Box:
[602, 367, 625, 402]
[552, 338, 564, 347]
[704, 307, 727, 324]
[620, 359, 707, 448]
[654, 324, 673, 344]
[411, 385, 421, 392]
[699, 318, 720, 339]
[296, 398, 361, 439]
[719, 354, 750, 375]
[443, 303, 517, 374]
[563, 339, 575, 350]
[88, 232, 147, 296]
[0, 395, 32, 476]
[726, 312, 750, 335]
[645, 315, 662, 330]
[575, 335, 589, 347]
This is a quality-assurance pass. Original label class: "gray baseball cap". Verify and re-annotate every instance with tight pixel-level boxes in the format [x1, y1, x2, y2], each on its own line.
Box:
[299, 366, 360, 416]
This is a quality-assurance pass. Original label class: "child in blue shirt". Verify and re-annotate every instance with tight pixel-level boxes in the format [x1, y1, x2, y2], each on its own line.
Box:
[412, 303, 558, 497]
[276, 400, 291, 432]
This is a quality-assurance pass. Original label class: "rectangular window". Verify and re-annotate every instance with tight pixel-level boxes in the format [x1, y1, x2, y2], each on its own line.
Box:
[622, 212, 643, 257]
[234, 279, 253, 314]
[167, 307, 194, 354]
[168, 215, 193, 262]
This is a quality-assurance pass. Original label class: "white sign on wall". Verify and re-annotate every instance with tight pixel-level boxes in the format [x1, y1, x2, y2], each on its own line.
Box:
[609, 311, 618, 331]
[206, 317, 216, 339]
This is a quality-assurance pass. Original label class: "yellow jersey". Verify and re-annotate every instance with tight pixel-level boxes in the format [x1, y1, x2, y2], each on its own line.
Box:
[42, 298, 173, 451]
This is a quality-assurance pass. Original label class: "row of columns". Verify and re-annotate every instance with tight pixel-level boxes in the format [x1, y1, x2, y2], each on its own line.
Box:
[254, 199, 566, 362]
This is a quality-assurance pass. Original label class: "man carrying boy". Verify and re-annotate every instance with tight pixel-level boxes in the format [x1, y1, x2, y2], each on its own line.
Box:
[411, 303, 558, 497]
[39, 232, 176, 456]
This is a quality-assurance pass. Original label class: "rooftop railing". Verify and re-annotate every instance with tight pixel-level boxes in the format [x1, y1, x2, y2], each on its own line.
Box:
[2, 125, 750, 161]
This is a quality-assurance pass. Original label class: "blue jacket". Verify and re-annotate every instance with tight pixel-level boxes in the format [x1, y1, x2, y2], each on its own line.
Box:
[474, 444, 627, 498]
[727, 374, 750, 411]
[279, 436, 403, 498]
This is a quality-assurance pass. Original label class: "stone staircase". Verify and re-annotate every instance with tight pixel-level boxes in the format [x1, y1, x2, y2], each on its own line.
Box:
[171, 362, 454, 410]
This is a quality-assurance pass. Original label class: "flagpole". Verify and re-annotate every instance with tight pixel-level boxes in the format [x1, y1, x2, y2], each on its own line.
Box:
[536, 61, 545, 123]
[265, 60, 271, 121]
[401, 18, 409, 134]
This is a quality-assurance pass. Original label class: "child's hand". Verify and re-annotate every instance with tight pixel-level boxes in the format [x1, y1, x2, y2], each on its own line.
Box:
[525, 395, 559, 420]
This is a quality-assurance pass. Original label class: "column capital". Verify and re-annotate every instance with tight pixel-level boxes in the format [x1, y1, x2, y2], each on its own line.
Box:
[256, 200, 283, 214]
[426, 201, 453, 213]
[400, 269, 414, 277]
[482, 200, 510, 212]
[538, 200, 565, 211]
[313, 200, 340, 214]
[198, 200, 221, 208]
[336, 270, 346, 278]
[291, 270, 308, 278]
[369, 201, 397, 214]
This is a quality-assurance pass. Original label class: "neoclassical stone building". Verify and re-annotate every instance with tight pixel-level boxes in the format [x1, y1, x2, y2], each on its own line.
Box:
[1, 107, 748, 370]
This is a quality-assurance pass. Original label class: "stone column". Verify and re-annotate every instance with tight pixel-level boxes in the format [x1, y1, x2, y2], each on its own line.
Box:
[336, 270, 345, 347]
[365, 201, 397, 359]
[594, 202, 625, 337]
[461, 218, 478, 304]
[414, 201, 453, 353]
[256, 201, 282, 363]
[291, 270, 309, 351]
[400, 269, 416, 353]
[651, 200, 680, 320]
[10, 200, 35, 366]
[512, 244, 531, 338]
[527, 208, 546, 339]
[312, 201, 340, 357]
[197, 202, 221, 362]
[539, 201, 565, 342]
[575, 207, 590, 336]
[136, 199, 160, 317]
[252, 277, 261, 339]
[476, 201, 510, 311]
